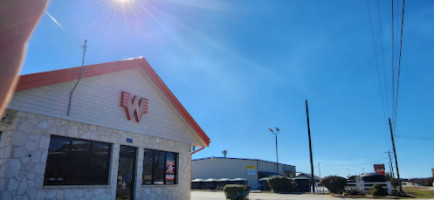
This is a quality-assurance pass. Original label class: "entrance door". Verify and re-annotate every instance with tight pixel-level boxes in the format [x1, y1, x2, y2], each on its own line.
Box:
[116, 145, 137, 200]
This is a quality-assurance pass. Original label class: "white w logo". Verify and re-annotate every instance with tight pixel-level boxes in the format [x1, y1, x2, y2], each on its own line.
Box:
[120, 91, 149, 122]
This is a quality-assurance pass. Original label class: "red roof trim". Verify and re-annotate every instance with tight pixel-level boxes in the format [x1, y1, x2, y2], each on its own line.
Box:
[15, 58, 210, 146]
[16, 60, 139, 91]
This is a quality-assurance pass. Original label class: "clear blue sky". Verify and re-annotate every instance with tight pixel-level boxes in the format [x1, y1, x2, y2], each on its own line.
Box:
[21, 0, 433, 178]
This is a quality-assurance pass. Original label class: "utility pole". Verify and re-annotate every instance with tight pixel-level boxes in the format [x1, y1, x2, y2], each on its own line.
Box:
[318, 162, 322, 193]
[305, 100, 315, 193]
[388, 118, 402, 193]
[386, 151, 396, 187]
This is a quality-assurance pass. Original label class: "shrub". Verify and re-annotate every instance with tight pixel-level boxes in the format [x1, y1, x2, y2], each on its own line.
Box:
[293, 179, 310, 192]
[348, 175, 358, 181]
[223, 184, 250, 200]
[410, 178, 434, 186]
[267, 176, 298, 193]
[371, 184, 388, 196]
[345, 188, 364, 196]
[320, 176, 347, 194]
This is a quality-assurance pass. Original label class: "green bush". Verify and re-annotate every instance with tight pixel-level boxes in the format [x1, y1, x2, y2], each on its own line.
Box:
[344, 188, 364, 196]
[410, 178, 434, 186]
[267, 176, 298, 193]
[320, 176, 347, 194]
[371, 184, 388, 196]
[223, 184, 250, 200]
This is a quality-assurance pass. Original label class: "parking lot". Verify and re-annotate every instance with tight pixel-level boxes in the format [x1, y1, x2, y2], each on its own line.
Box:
[191, 191, 395, 200]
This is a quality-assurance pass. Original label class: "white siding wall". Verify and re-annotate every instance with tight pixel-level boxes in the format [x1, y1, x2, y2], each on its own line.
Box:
[8, 68, 201, 146]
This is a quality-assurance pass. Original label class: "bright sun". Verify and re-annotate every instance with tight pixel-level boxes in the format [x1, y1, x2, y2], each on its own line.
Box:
[108, 0, 138, 13]
[115, 0, 131, 4]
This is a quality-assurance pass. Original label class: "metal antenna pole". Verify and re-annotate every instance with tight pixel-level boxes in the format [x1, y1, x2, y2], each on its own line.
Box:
[67, 40, 87, 116]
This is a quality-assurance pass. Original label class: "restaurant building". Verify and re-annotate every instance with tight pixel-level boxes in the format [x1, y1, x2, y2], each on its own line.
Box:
[0, 57, 210, 200]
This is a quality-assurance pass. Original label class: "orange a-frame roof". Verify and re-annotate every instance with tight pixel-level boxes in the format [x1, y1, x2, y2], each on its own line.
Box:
[15, 57, 210, 146]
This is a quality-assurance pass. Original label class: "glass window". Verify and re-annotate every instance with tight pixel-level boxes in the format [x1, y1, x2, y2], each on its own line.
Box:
[153, 150, 165, 184]
[68, 140, 91, 185]
[143, 149, 178, 185]
[142, 149, 153, 184]
[45, 136, 70, 184]
[90, 142, 111, 184]
[44, 135, 111, 185]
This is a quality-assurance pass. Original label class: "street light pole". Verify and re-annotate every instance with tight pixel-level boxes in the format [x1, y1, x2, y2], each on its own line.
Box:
[269, 127, 280, 174]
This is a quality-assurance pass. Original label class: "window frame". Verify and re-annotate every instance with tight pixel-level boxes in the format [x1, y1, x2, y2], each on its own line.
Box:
[43, 135, 112, 186]
[142, 149, 178, 185]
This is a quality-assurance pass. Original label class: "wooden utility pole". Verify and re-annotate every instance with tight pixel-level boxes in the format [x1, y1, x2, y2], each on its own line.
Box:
[388, 118, 402, 192]
[386, 151, 396, 187]
[305, 100, 315, 193]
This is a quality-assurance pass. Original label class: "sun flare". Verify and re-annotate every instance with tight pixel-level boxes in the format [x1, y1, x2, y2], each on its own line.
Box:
[116, 0, 131, 3]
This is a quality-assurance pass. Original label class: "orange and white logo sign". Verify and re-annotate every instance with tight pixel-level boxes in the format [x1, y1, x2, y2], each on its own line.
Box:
[120, 91, 149, 122]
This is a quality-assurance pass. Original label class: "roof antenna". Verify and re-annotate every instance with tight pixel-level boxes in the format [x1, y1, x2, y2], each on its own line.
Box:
[67, 40, 87, 116]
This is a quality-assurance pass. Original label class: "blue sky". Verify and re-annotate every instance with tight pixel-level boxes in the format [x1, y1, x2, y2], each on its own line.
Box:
[21, 0, 433, 178]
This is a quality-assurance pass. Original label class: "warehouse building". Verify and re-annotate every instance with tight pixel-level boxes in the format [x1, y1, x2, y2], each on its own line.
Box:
[0, 57, 210, 200]
[192, 157, 295, 190]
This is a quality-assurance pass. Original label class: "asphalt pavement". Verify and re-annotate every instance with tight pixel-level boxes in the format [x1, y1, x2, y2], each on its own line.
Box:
[191, 190, 398, 200]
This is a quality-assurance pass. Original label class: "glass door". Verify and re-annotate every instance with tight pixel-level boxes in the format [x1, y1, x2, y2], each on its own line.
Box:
[116, 145, 137, 200]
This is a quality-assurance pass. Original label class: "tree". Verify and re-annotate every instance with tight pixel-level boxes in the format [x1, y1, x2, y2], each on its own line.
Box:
[222, 150, 228, 158]
[320, 176, 347, 194]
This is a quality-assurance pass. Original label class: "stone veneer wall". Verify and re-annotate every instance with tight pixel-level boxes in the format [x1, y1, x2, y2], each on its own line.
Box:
[0, 110, 192, 200]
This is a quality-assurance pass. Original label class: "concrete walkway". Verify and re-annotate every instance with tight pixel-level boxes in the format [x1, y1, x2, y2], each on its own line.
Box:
[191, 191, 397, 200]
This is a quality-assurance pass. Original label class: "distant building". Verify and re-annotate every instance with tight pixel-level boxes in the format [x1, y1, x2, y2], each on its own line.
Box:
[295, 172, 320, 182]
[192, 157, 296, 190]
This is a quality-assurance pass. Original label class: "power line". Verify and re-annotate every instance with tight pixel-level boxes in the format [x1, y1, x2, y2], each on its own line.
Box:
[376, 0, 390, 118]
[395, 134, 434, 140]
[391, 0, 396, 124]
[394, 0, 406, 125]
[321, 157, 388, 167]
[366, 0, 388, 123]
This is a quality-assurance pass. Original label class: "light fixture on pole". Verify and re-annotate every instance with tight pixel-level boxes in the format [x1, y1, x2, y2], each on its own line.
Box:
[268, 127, 280, 174]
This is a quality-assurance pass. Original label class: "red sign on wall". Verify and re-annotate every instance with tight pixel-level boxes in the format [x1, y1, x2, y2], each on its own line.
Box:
[120, 91, 149, 122]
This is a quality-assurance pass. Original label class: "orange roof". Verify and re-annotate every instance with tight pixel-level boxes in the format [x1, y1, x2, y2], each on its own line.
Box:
[16, 57, 210, 146]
